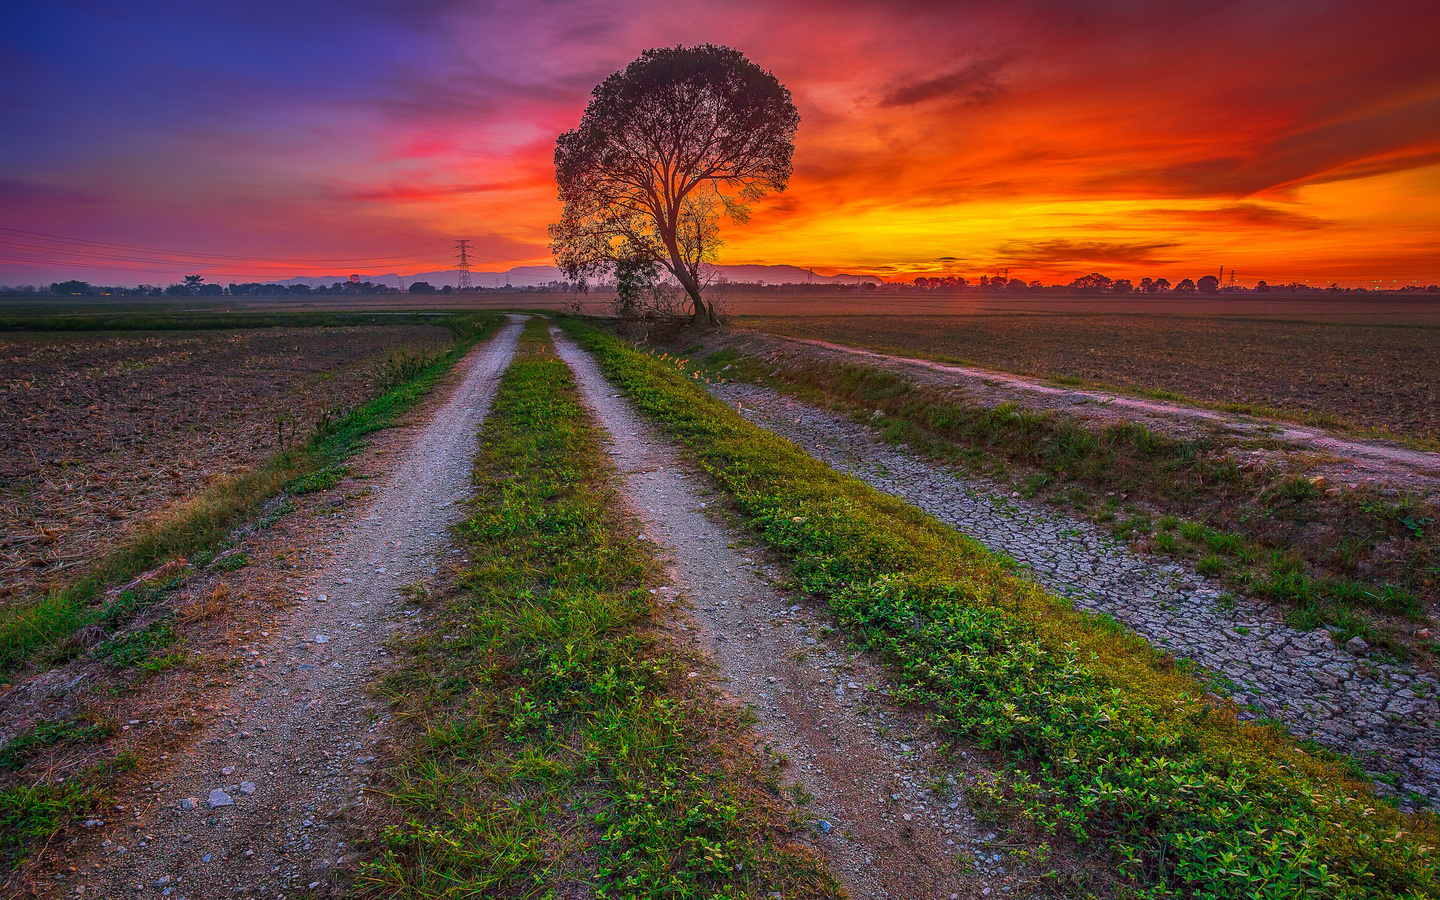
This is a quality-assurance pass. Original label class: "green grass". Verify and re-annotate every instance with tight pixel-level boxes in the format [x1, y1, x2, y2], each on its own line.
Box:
[0, 752, 135, 869]
[0, 718, 114, 772]
[360, 318, 839, 899]
[0, 311, 503, 676]
[563, 317, 1440, 900]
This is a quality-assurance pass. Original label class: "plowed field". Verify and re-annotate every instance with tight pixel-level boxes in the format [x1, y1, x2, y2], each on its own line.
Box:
[0, 324, 452, 601]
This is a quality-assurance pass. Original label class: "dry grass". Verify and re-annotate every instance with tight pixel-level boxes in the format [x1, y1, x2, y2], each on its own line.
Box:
[0, 324, 453, 603]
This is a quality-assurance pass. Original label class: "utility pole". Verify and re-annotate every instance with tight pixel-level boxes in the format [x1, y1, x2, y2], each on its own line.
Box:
[454, 240, 472, 289]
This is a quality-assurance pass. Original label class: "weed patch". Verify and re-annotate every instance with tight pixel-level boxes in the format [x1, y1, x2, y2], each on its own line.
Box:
[0, 718, 114, 772]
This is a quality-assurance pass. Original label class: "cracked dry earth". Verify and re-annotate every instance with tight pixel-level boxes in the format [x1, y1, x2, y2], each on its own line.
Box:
[49, 317, 525, 900]
[709, 379, 1440, 808]
[554, 328, 1028, 900]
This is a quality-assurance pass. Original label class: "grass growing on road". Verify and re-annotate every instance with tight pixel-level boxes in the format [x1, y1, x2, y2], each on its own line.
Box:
[362, 318, 839, 899]
[0, 313, 504, 676]
[565, 318, 1440, 900]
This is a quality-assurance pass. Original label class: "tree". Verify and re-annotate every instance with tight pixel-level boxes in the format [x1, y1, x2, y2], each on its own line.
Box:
[408, 281, 436, 294]
[1153, 277, 1171, 292]
[613, 255, 659, 318]
[1255, 280, 1270, 292]
[1111, 278, 1133, 294]
[1138, 277, 1154, 293]
[1068, 272, 1113, 292]
[50, 280, 92, 295]
[550, 44, 800, 324]
[1174, 278, 1197, 293]
[1196, 274, 1220, 293]
[183, 274, 205, 295]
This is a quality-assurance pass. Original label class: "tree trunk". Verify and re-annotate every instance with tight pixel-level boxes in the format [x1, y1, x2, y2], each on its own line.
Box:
[662, 238, 711, 325]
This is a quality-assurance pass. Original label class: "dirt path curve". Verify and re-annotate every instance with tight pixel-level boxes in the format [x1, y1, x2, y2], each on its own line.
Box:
[724, 330, 1440, 498]
[63, 316, 526, 900]
[552, 327, 1034, 900]
[710, 380, 1440, 808]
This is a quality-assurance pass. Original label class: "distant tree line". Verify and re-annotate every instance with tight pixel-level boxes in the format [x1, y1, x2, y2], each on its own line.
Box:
[907, 272, 1440, 294]
[4, 274, 1438, 298]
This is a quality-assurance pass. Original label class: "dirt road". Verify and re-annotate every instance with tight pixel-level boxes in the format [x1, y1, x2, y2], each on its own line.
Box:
[50, 317, 525, 900]
[552, 327, 1032, 900]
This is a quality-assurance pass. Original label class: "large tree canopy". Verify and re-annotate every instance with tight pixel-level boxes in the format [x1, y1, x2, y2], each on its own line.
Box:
[550, 44, 799, 323]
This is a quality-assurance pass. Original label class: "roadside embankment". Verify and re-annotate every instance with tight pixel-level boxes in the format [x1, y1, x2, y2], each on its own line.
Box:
[712, 377, 1440, 808]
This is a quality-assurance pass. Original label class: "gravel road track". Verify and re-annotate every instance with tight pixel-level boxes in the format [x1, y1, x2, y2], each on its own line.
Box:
[61, 316, 525, 900]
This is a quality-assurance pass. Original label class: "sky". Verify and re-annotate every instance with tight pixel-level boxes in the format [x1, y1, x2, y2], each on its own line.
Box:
[3, 0, 1439, 288]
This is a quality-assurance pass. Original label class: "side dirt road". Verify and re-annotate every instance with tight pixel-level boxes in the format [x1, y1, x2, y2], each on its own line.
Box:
[16, 316, 524, 900]
[552, 327, 1058, 900]
[715, 329, 1440, 497]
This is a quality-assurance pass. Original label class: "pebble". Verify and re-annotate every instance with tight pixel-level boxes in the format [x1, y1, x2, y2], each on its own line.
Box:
[206, 789, 233, 809]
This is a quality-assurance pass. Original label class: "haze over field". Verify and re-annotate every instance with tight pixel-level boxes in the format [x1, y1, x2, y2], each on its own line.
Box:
[3, 1, 1439, 288]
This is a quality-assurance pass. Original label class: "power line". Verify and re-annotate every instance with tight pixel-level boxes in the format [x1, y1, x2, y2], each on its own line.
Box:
[455, 239, 472, 289]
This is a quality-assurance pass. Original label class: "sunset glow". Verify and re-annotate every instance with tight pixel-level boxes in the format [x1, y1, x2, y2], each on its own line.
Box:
[4, 0, 1438, 286]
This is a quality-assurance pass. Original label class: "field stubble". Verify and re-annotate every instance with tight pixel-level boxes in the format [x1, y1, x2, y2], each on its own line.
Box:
[0, 324, 454, 603]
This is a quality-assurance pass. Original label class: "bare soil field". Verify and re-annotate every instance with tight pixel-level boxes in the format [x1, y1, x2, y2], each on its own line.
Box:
[736, 310, 1440, 443]
[0, 324, 453, 602]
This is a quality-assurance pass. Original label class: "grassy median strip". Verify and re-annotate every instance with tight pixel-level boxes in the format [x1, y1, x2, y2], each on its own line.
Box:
[360, 318, 839, 899]
[689, 343, 1437, 655]
[0, 310, 502, 676]
[564, 318, 1440, 900]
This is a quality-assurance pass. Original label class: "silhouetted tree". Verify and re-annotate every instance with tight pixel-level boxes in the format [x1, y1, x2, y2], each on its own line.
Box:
[1138, 277, 1154, 293]
[50, 280, 92, 295]
[1111, 278, 1133, 294]
[1255, 280, 1270, 292]
[1197, 274, 1220, 293]
[550, 44, 800, 324]
[1174, 278, 1197, 293]
[1068, 272, 1113, 292]
[408, 281, 436, 294]
[1153, 277, 1171, 292]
